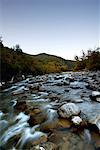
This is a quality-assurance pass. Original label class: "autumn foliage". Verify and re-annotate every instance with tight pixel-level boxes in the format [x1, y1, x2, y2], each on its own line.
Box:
[0, 41, 74, 81]
[74, 49, 100, 71]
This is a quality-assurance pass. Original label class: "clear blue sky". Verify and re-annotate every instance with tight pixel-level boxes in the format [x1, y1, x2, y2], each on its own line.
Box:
[0, 0, 100, 60]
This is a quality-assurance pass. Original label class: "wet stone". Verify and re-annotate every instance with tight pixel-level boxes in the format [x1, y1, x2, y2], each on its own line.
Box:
[28, 113, 47, 127]
[48, 130, 94, 150]
[58, 103, 80, 118]
[90, 91, 100, 102]
[14, 101, 27, 112]
[0, 71, 100, 149]
[71, 116, 82, 125]
[41, 142, 57, 150]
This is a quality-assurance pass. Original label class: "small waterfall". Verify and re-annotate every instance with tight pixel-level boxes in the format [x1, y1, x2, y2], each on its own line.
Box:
[47, 108, 58, 121]
[17, 125, 47, 149]
[15, 112, 30, 123]
[0, 111, 4, 120]
[0, 112, 30, 146]
[0, 122, 28, 145]
[9, 99, 17, 120]
[83, 129, 91, 149]
[9, 76, 14, 84]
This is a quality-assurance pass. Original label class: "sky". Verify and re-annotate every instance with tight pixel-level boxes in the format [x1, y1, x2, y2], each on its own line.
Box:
[0, 0, 100, 60]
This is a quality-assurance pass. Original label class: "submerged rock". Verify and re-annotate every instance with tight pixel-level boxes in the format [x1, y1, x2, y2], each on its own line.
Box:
[40, 109, 59, 131]
[91, 131, 100, 149]
[48, 130, 92, 150]
[0, 120, 8, 131]
[58, 103, 80, 118]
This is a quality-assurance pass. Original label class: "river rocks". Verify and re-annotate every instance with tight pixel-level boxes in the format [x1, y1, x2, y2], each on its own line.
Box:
[1, 71, 100, 149]
[48, 93, 61, 101]
[90, 91, 100, 102]
[48, 130, 89, 150]
[58, 103, 80, 118]
[96, 97, 100, 102]
[28, 113, 47, 127]
[71, 116, 82, 125]
[57, 118, 71, 128]
[65, 76, 74, 82]
[40, 119, 59, 132]
[88, 115, 100, 132]
[27, 83, 40, 91]
[84, 72, 100, 92]
[46, 109, 58, 121]
[70, 81, 84, 89]
[41, 142, 57, 150]
[91, 132, 100, 149]
[92, 91, 100, 97]
[40, 112, 71, 132]
[14, 101, 27, 112]
[40, 109, 59, 131]
[26, 107, 41, 116]
[39, 85, 46, 92]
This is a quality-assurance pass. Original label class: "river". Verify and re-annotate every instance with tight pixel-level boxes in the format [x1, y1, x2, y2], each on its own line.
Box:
[0, 72, 100, 150]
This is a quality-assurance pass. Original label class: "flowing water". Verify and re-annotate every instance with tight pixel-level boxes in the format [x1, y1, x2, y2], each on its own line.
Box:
[0, 72, 100, 150]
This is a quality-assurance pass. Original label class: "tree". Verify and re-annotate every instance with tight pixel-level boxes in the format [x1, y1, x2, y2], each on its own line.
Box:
[0, 36, 3, 47]
[14, 44, 22, 53]
[74, 49, 100, 71]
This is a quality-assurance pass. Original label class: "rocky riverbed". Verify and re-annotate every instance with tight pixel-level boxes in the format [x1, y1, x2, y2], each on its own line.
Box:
[0, 72, 100, 150]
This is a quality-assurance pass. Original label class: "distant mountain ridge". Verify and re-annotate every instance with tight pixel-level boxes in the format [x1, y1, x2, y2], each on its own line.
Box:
[34, 52, 75, 69]
[0, 44, 75, 82]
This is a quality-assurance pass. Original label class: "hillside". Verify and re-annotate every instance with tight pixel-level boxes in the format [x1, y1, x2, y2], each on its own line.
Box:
[0, 43, 75, 82]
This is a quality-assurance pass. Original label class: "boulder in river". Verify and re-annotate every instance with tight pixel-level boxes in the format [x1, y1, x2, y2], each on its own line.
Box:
[58, 103, 80, 118]
[71, 116, 82, 125]
[88, 115, 100, 132]
[14, 101, 27, 112]
[90, 91, 100, 102]
[92, 91, 100, 97]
